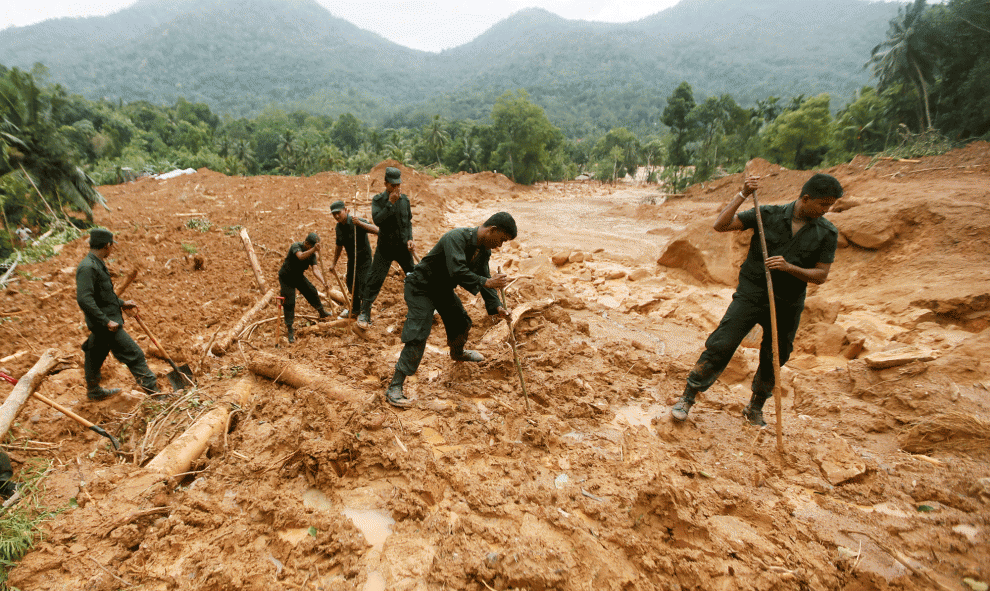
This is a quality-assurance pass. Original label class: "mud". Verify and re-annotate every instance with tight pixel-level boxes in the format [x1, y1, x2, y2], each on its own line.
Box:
[1, 150, 989, 590]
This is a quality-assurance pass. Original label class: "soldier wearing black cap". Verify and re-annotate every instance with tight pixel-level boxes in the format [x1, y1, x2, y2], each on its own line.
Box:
[329, 201, 378, 320]
[278, 232, 330, 343]
[384, 212, 517, 408]
[76, 228, 158, 400]
[359, 166, 415, 328]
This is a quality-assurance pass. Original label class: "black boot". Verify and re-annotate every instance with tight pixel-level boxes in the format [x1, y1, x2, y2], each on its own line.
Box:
[449, 329, 483, 362]
[318, 307, 330, 320]
[743, 392, 769, 427]
[670, 385, 698, 421]
[87, 384, 120, 401]
[385, 370, 412, 408]
[287, 325, 295, 343]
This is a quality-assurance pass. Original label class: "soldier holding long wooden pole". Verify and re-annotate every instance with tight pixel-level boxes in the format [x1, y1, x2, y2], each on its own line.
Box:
[329, 200, 378, 322]
[669, 173, 843, 443]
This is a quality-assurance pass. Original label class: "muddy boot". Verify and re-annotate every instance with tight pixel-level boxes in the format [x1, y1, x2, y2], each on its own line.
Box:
[337, 308, 350, 319]
[670, 386, 697, 422]
[449, 329, 483, 362]
[87, 385, 120, 402]
[318, 307, 330, 320]
[385, 370, 412, 409]
[743, 392, 769, 427]
[287, 327, 295, 344]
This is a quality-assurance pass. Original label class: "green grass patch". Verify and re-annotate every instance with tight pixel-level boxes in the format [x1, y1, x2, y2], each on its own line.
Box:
[0, 459, 62, 589]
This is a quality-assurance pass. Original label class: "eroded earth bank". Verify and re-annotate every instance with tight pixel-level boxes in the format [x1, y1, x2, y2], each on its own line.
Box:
[2, 148, 989, 590]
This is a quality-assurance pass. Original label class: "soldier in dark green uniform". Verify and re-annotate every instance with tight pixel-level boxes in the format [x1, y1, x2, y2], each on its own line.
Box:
[278, 232, 330, 343]
[76, 228, 158, 400]
[671, 173, 843, 426]
[329, 200, 378, 320]
[0, 450, 17, 499]
[385, 212, 516, 408]
[359, 166, 416, 328]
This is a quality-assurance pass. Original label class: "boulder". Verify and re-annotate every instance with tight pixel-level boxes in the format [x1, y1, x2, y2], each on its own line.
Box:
[627, 268, 652, 282]
[551, 252, 570, 266]
[568, 251, 586, 264]
[519, 255, 554, 279]
[801, 296, 840, 325]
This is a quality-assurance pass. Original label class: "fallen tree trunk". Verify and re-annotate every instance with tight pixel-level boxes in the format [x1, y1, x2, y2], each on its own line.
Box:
[212, 287, 276, 355]
[248, 351, 365, 403]
[0, 349, 60, 441]
[239, 228, 268, 293]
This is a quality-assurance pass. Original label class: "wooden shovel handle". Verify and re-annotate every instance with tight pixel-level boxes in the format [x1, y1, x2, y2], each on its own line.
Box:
[132, 312, 173, 363]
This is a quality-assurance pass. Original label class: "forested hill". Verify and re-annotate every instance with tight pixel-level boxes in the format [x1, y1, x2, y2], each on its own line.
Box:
[0, 0, 898, 136]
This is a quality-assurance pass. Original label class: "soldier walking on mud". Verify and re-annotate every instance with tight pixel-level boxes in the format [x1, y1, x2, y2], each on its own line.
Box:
[278, 232, 331, 343]
[671, 173, 842, 426]
[329, 200, 378, 321]
[76, 228, 159, 400]
[384, 212, 516, 408]
[358, 166, 416, 328]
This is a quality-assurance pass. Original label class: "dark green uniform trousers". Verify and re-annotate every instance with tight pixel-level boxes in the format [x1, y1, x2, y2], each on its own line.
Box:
[0, 451, 13, 498]
[83, 328, 158, 392]
[686, 291, 802, 401]
[395, 279, 473, 377]
[278, 274, 325, 329]
[361, 245, 415, 316]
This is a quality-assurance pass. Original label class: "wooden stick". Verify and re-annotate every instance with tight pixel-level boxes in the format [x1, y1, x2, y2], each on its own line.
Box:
[751, 190, 784, 456]
[38, 285, 73, 302]
[115, 266, 140, 297]
[212, 288, 276, 355]
[330, 268, 351, 311]
[498, 267, 529, 413]
[239, 228, 268, 293]
[0, 349, 60, 441]
[199, 323, 224, 369]
[133, 313, 196, 388]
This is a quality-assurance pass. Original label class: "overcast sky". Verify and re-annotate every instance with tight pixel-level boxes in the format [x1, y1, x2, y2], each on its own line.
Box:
[1, 0, 684, 52]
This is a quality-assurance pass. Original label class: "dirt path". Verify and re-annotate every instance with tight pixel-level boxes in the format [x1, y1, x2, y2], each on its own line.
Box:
[2, 150, 989, 591]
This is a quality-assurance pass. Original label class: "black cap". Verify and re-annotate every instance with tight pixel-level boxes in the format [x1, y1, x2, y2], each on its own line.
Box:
[330, 200, 345, 213]
[385, 167, 401, 184]
[89, 228, 115, 248]
[306, 232, 320, 244]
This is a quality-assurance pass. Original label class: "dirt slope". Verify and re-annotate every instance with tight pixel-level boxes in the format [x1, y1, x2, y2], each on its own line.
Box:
[1, 148, 989, 591]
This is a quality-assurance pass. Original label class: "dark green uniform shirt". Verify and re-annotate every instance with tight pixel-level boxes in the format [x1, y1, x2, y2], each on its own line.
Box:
[335, 217, 373, 262]
[409, 227, 503, 315]
[736, 201, 838, 304]
[371, 191, 413, 248]
[76, 252, 125, 332]
[278, 242, 316, 279]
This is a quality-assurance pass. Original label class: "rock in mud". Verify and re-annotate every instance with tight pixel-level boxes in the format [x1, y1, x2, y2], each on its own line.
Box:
[863, 345, 936, 369]
[812, 437, 867, 485]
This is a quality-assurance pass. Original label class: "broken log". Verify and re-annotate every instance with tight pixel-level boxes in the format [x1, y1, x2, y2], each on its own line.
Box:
[0, 351, 28, 364]
[212, 288, 276, 355]
[0, 349, 60, 441]
[239, 228, 268, 293]
[248, 351, 364, 403]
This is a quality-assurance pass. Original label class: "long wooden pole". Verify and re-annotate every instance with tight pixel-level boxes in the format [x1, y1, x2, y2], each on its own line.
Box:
[750, 191, 784, 456]
[0, 349, 60, 442]
[212, 287, 276, 355]
[497, 268, 529, 412]
[239, 228, 268, 293]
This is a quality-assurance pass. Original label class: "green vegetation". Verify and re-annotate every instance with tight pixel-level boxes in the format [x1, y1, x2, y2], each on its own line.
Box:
[0, 0, 986, 254]
[0, 459, 61, 588]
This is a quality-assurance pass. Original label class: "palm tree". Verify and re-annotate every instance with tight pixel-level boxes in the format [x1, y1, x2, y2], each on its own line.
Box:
[425, 115, 450, 168]
[1, 68, 106, 223]
[866, 0, 937, 130]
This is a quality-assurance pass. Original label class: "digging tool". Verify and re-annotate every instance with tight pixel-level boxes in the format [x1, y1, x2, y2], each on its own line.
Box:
[750, 190, 785, 456]
[132, 312, 196, 390]
[275, 296, 284, 347]
[317, 251, 337, 315]
[0, 371, 121, 450]
[497, 267, 529, 412]
[330, 268, 351, 313]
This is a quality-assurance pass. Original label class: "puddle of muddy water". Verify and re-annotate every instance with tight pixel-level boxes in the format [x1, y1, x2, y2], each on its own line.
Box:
[610, 403, 664, 430]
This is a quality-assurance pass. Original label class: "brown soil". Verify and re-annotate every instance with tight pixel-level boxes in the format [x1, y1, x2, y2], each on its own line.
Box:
[2, 149, 989, 591]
